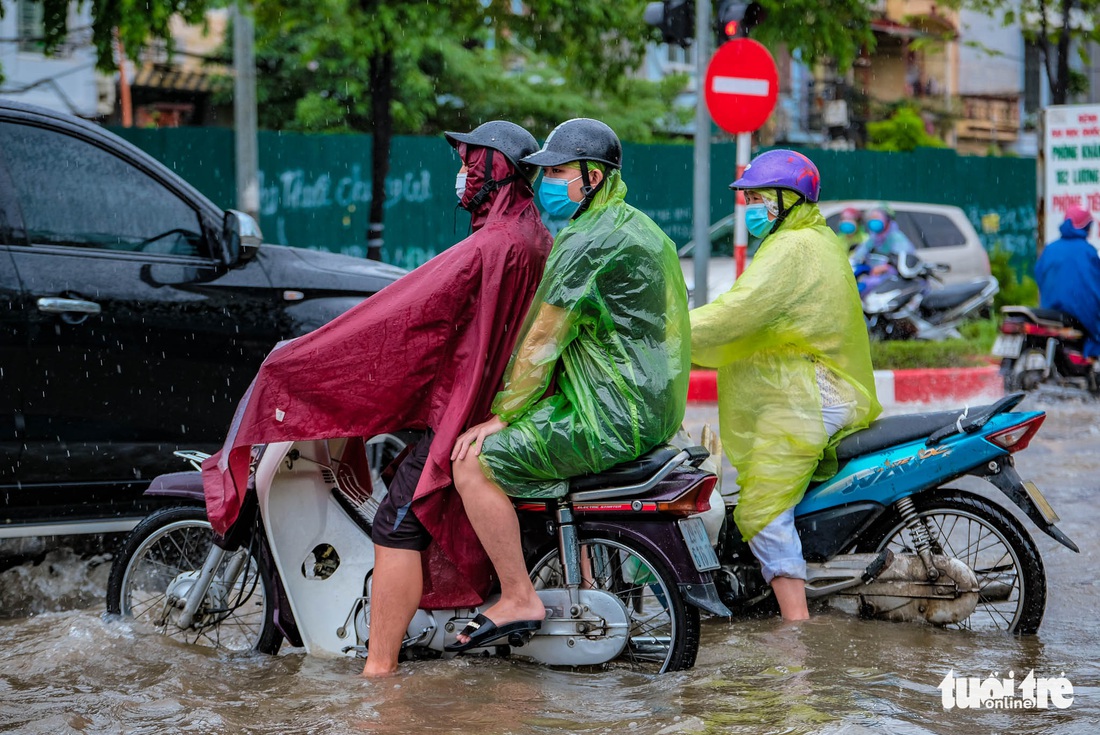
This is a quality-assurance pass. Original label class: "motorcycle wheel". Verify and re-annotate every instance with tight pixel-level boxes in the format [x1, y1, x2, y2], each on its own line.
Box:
[106, 505, 282, 654]
[1000, 358, 1019, 391]
[528, 536, 700, 673]
[857, 490, 1046, 634]
[1008, 349, 1046, 392]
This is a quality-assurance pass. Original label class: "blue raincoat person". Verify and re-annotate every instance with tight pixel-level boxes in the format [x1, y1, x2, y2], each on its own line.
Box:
[850, 205, 916, 294]
[1035, 206, 1100, 356]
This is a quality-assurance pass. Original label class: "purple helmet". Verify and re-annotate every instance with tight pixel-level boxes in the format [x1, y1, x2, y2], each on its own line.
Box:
[730, 149, 821, 203]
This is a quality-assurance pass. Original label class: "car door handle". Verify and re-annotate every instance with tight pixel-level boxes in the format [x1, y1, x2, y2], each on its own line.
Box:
[36, 297, 102, 315]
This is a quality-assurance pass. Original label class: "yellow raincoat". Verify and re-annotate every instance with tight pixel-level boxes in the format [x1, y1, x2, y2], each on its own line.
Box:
[690, 201, 881, 541]
[479, 170, 691, 498]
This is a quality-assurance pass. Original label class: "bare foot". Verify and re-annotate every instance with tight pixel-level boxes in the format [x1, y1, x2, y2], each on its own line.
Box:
[361, 660, 399, 678]
[455, 595, 547, 645]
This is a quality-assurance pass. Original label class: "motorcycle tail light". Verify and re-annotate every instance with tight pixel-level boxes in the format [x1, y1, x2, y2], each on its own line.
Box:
[988, 414, 1046, 453]
[1000, 320, 1024, 335]
[1067, 351, 1091, 367]
[656, 476, 717, 516]
[1024, 323, 1061, 338]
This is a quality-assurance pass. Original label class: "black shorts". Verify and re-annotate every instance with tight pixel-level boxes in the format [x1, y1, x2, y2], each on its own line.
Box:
[371, 431, 433, 551]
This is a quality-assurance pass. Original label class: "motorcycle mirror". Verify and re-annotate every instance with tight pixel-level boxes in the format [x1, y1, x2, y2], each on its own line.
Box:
[896, 252, 924, 279]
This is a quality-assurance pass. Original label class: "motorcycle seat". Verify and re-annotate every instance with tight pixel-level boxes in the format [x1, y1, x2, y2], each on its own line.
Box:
[1001, 305, 1082, 328]
[568, 444, 684, 492]
[920, 280, 991, 311]
[834, 401, 1001, 460]
[147, 470, 204, 494]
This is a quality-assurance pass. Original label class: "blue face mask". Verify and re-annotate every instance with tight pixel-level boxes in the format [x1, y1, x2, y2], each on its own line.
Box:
[838, 220, 857, 235]
[745, 203, 773, 238]
[539, 174, 583, 219]
[867, 218, 886, 234]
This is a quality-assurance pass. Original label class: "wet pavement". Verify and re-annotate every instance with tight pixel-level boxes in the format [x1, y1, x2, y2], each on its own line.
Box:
[1, 394, 1097, 734]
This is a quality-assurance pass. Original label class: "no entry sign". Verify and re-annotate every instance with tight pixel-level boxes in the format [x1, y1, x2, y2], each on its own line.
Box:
[704, 39, 778, 134]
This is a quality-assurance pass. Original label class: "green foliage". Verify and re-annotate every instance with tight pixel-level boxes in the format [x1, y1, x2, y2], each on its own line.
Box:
[236, 0, 689, 139]
[870, 318, 998, 370]
[9, 0, 213, 72]
[956, 0, 1100, 103]
[989, 244, 1039, 310]
[866, 107, 948, 152]
[752, 0, 878, 70]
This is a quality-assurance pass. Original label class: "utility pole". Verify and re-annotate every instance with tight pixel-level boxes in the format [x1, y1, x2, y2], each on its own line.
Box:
[692, 0, 712, 307]
[233, 3, 260, 221]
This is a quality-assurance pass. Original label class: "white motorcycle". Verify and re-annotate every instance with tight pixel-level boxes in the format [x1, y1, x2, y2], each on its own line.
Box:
[860, 252, 999, 341]
[106, 434, 729, 673]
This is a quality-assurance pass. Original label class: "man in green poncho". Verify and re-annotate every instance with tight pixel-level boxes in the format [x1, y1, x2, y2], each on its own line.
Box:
[690, 150, 881, 621]
[444, 119, 691, 651]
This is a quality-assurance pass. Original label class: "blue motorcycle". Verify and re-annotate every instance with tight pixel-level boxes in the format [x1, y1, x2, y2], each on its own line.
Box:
[713, 392, 1076, 633]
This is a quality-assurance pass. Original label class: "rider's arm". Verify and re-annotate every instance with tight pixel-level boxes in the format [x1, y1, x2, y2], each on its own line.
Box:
[690, 264, 788, 367]
[491, 302, 575, 423]
[849, 241, 870, 267]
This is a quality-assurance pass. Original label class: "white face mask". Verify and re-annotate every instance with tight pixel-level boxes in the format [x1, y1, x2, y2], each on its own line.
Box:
[455, 172, 468, 201]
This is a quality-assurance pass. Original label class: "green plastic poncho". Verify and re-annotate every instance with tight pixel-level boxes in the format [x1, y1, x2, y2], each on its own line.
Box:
[479, 170, 691, 498]
[689, 200, 881, 541]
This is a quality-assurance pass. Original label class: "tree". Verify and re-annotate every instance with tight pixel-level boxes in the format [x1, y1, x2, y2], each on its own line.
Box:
[750, 0, 878, 70]
[960, 0, 1100, 105]
[0, 0, 213, 74]
[245, 0, 688, 259]
[866, 106, 948, 151]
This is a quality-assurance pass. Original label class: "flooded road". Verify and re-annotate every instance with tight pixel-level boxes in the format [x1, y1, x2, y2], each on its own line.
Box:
[2, 395, 1097, 734]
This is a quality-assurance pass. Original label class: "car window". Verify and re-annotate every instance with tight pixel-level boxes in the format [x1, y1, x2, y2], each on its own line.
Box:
[0, 122, 205, 256]
[902, 211, 967, 248]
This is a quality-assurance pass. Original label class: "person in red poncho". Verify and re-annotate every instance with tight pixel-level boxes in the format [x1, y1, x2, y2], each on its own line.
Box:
[199, 121, 552, 677]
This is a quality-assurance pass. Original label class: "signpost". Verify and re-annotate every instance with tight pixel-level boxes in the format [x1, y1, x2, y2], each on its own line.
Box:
[704, 38, 778, 278]
[1042, 104, 1100, 251]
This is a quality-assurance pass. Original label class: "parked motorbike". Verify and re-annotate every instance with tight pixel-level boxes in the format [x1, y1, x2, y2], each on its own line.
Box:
[994, 305, 1099, 396]
[859, 253, 999, 341]
[106, 434, 729, 674]
[708, 392, 1076, 633]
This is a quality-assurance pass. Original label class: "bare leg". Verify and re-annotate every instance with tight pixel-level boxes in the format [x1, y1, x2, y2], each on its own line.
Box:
[362, 546, 422, 677]
[771, 577, 810, 621]
[452, 453, 545, 644]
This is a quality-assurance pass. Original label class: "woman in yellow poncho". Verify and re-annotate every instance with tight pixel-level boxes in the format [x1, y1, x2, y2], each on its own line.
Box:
[690, 150, 881, 621]
[445, 119, 691, 651]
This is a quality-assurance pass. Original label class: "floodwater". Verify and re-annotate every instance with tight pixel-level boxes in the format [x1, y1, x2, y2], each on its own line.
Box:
[2, 395, 1098, 734]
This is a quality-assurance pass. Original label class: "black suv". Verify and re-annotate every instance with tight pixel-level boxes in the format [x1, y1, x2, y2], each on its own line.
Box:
[0, 100, 405, 541]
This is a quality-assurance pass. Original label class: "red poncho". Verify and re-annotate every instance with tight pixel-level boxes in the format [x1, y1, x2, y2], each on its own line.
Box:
[201, 147, 552, 607]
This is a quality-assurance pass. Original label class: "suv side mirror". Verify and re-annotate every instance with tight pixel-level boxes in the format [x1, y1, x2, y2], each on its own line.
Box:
[222, 209, 263, 265]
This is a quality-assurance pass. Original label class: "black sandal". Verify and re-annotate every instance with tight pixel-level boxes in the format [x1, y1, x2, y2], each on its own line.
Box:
[444, 613, 542, 652]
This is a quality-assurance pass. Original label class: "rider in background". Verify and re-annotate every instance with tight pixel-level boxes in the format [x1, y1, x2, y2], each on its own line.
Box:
[1035, 205, 1100, 357]
[447, 118, 691, 650]
[849, 204, 916, 293]
[835, 206, 865, 252]
[689, 150, 881, 621]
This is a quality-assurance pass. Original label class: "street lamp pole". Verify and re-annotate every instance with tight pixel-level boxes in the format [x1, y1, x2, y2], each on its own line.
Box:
[692, 0, 712, 307]
[233, 2, 260, 222]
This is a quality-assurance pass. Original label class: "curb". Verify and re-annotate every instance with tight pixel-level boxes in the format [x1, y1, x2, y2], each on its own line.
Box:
[687, 366, 1004, 407]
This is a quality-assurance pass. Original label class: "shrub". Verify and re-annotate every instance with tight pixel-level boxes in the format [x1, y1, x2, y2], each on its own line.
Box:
[869, 317, 999, 370]
[989, 244, 1038, 310]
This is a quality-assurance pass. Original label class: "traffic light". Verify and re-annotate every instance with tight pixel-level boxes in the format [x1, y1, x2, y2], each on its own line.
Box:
[715, 1, 765, 44]
[644, 0, 695, 48]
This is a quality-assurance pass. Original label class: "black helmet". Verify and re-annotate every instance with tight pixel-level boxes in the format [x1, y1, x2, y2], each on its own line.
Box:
[445, 121, 539, 182]
[521, 118, 622, 170]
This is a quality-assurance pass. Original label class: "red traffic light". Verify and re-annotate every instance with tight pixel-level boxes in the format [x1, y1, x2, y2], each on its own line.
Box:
[723, 20, 739, 37]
